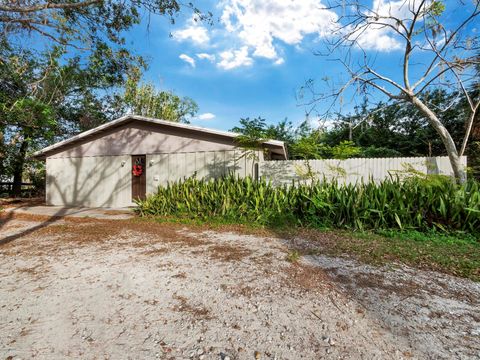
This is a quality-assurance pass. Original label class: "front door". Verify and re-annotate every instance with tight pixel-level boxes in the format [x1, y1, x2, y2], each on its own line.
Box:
[131, 155, 146, 201]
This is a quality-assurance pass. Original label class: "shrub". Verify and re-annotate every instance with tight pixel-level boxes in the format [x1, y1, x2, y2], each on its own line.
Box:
[360, 146, 402, 158]
[136, 175, 480, 234]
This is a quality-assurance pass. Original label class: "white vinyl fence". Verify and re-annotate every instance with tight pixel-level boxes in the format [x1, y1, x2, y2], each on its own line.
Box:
[259, 156, 466, 186]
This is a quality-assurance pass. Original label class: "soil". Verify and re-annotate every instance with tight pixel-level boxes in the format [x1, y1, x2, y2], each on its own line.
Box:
[0, 213, 478, 359]
[0, 197, 45, 208]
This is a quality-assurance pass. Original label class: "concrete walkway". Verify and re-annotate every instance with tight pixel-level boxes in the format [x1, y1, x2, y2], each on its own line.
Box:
[4, 205, 134, 220]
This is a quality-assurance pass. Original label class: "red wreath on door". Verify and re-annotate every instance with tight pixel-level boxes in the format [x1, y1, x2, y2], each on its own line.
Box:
[132, 164, 143, 177]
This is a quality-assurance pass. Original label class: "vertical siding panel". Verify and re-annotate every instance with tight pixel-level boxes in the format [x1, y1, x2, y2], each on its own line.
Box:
[180, 153, 187, 181]
[204, 152, 216, 180]
[200, 152, 208, 180]
[185, 152, 196, 179]
[168, 153, 176, 183]
[179, 153, 186, 182]
[235, 151, 247, 178]
[244, 153, 252, 178]
[146, 154, 154, 195]
[215, 151, 226, 177]
[194, 152, 204, 179]
[225, 151, 236, 176]
[233, 150, 239, 178]
[166, 153, 172, 183]
[157, 154, 168, 187]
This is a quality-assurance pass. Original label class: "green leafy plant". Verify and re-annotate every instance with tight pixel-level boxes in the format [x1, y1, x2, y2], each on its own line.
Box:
[136, 175, 480, 234]
[331, 141, 362, 159]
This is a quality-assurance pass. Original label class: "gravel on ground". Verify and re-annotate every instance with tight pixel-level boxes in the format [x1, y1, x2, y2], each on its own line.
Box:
[0, 213, 478, 359]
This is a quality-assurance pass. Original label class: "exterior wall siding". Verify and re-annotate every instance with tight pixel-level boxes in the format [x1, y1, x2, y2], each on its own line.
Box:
[259, 156, 467, 186]
[46, 149, 261, 208]
[145, 150, 261, 195]
[46, 155, 132, 208]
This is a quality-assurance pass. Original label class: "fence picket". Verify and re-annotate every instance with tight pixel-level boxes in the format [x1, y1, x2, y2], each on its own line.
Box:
[259, 156, 466, 186]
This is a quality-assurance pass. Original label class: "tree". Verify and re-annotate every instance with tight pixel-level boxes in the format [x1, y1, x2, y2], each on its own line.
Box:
[0, 42, 139, 195]
[120, 77, 198, 122]
[326, 89, 467, 158]
[0, 0, 208, 195]
[307, 0, 480, 182]
[0, 47, 57, 194]
[230, 117, 360, 160]
[0, 1, 202, 108]
[0, 0, 207, 49]
[231, 117, 297, 157]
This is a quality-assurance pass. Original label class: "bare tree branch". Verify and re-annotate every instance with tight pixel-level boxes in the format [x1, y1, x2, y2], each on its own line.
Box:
[305, 0, 480, 182]
[0, 0, 102, 13]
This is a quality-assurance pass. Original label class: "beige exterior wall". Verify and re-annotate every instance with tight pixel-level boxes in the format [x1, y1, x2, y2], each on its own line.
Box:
[46, 155, 132, 208]
[46, 150, 262, 208]
[44, 120, 268, 208]
[49, 122, 238, 159]
[146, 150, 261, 194]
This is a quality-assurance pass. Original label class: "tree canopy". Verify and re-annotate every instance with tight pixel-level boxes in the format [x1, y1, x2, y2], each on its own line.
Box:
[0, 0, 207, 49]
[120, 75, 198, 122]
[0, 0, 206, 195]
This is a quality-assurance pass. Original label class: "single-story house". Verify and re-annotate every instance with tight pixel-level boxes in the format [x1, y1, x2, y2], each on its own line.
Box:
[33, 115, 287, 208]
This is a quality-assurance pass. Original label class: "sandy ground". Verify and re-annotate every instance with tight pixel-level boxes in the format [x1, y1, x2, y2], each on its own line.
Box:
[0, 214, 479, 359]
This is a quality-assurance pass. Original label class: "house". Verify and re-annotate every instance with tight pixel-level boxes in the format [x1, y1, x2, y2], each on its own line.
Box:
[33, 115, 287, 208]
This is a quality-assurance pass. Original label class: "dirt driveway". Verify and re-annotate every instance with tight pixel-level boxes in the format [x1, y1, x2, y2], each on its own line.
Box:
[0, 213, 479, 359]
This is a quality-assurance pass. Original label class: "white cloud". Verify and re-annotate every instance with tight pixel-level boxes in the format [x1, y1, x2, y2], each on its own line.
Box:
[172, 16, 209, 45]
[173, 0, 411, 71]
[350, 0, 424, 51]
[197, 112, 216, 120]
[219, 0, 339, 64]
[196, 53, 216, 62]
[179, 54, 196, 67]
[217, 46, 253, 70]
[356, 30, 402, 51]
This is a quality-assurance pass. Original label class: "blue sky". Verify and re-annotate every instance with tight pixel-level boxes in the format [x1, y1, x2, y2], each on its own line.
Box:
[121, 0, 476, 131]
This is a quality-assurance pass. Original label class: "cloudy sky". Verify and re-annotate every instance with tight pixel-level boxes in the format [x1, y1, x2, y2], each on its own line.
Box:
[123, 0, 472, 131]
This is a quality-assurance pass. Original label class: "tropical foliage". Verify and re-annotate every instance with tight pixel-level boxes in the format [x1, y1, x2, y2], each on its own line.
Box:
[136, 175, 480, 234]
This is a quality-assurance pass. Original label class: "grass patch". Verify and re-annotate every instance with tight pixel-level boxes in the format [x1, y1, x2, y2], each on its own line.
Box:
[134, 213, 277, 237]
[292, 228, 480, 282]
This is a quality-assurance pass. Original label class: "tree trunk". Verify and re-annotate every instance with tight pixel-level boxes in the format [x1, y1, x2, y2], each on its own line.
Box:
[12, 140, 28, 197]
[410, 96, 466, 183]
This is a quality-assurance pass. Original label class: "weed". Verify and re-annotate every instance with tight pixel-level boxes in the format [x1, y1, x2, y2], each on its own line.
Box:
[286, 250, 301, 263]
